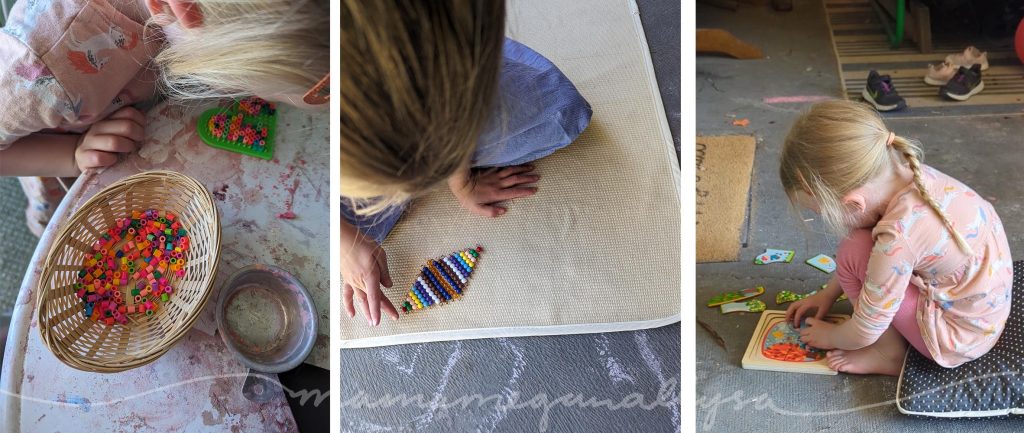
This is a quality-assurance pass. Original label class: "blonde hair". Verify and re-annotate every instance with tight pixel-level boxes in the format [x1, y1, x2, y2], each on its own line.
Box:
[779, 100, 973, 254]
[151, 0, 329, 103]
[340, 0, 506, 215]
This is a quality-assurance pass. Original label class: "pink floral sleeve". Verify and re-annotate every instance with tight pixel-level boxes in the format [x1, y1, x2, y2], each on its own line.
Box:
[0, 35, 73, 148]
[0, 0, 158, 149]
[847, 227, 917, 342]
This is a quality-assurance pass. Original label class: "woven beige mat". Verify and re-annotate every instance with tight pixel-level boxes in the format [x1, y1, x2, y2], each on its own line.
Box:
[695, 135, 756, 263]
[340, 0, 680, 348]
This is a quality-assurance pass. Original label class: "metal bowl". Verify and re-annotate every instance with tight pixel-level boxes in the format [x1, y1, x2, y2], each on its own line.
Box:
[215, 264, 317, 374]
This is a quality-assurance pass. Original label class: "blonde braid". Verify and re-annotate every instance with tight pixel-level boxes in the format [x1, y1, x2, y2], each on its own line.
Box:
[890, 137, 974, 255]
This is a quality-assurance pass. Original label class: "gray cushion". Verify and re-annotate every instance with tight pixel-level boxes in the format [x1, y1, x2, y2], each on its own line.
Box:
[897, 261, 1024, 417]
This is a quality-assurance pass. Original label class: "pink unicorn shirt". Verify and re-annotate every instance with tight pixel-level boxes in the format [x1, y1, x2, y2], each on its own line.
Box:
[0, 0, 162, 148]
[854, 165, 1013, 367]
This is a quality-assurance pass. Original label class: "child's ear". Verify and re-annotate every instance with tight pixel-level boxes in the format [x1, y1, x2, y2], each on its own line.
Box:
[145, 0, 165, 16]
[148, 0, 204, 28]
[169, 0, 203, 28]
[842, 192, 867, 213]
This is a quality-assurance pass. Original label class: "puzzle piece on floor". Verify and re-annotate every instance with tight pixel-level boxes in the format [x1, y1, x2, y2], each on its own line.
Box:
[706, 286, 765, 307]
[805, 254, 837, 273]
[401, 246, 483, 314]
[754, 249, 795, 265]
[721, 299, 767, 314]
[776, 290, 812, 304]
[776, 285, 849, 304]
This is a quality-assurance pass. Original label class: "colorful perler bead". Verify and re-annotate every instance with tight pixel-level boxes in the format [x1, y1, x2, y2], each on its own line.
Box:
[74, 209, 190, 326]
[198, 97, 277, 160]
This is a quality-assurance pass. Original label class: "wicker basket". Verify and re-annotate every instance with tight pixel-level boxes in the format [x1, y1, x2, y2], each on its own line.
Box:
[36, 171, 221, 373]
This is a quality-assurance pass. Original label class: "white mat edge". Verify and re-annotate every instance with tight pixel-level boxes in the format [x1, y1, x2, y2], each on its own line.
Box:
[340, 314, 681, 349]
[628, 0, 681, 195]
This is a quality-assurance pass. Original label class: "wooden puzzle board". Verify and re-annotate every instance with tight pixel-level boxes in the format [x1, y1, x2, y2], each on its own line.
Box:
[340, 0, 680, 348]
[742, 310, 850, 375]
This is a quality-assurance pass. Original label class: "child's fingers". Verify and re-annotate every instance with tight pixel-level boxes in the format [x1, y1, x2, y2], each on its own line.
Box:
[497, 164, 534, 178]
[364, 275, 382, 326]
[495, 186, 538, 201]
[374, 249, 393, 288]
[89, 119, 145, 142]
[500, 174, 540, 188]
[77, 150, 119, 170]
[489, 205, 507, 216]
[380, 297, 400, 321]
[352, 287, 371, 325]
[799, 328, 813, 341]
[107, 106, 146, 126]
[85, 135, 138, 154]
[792, 304, 810, 327]
[342, 283, 356, 318]
[469, 203, 506, 218]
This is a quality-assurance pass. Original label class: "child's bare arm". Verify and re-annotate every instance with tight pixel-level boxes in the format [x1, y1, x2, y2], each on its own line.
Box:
[818, 276, 844, 300]
[0, 107, 144, 177]
[0, 133, 81, 177]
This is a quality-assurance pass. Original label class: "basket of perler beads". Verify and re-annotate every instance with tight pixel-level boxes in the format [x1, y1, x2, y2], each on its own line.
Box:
[36, 171, 221, 373]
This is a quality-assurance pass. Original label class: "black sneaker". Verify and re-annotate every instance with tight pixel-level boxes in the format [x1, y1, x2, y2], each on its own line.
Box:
[772, 0, 793, 11]
[861, 70, 906, 111]
[940, 64, 984, 101]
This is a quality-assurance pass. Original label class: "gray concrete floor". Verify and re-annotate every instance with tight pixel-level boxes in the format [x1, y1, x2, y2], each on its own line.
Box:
[341, 1, 682, 432]
[0, 177, 35, 372]
[0, 177, 37, 315]
[696, 1, 1024, 432]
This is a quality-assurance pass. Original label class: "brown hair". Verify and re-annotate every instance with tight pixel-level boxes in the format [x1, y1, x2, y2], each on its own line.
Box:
[779, 100, 972, 254]
[340, 0, 506, 214]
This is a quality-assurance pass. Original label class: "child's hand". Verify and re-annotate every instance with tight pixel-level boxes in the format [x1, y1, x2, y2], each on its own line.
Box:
[341, 226, 399, 326]
[74, 107, 145, 173]
[798, 318, 837, 349]
[448, 164, 539, 217]
[785, 291, 835, 328]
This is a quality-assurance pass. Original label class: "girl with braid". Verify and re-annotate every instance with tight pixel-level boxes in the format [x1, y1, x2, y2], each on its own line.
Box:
[781, 100, 1012, 375]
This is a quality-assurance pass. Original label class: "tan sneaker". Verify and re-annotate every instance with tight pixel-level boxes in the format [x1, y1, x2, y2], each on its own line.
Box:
[924, 61, 958, 86]
[945, 46, 989, 71]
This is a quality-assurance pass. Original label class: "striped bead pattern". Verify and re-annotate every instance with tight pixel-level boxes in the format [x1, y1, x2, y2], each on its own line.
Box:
[402, 246, 483, 314]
